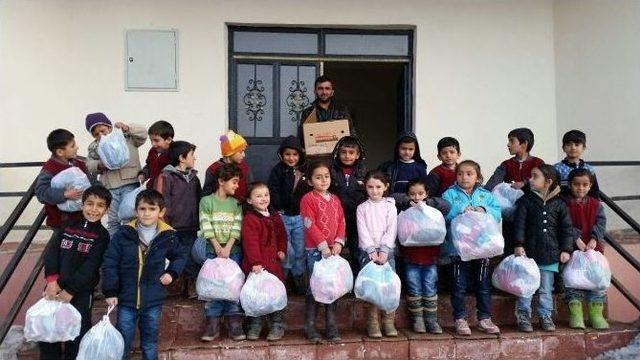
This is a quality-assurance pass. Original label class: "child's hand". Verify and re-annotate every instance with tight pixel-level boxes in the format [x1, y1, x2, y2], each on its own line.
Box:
[218, 245, 231, 259]
[106, 297, 118, 307]
[587, 238, 598, 250]
[252, 265, 263, 273]
[43, 281, 61, 300]
[64, 188, 83, 200]
[160, 273, 173, 285]
[575, 238, 587, 251]
[277, 251, 286, 261]
[330, 243, 343, 256]
[512, 182, 525, 189]
[114, 122, 130, 132]
[463, 206, 474, 213]
[377, 252, 388, 265]
[474, 206, 486, 213]
[321, 247, 331, 258]
[514, 246, 526, 257]
[368, 252, 379, 263]
[57, 290, 73, 303]
[560, 252, 571, 263]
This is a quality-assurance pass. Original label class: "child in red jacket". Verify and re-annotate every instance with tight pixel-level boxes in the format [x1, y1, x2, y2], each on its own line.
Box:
[241, 182, 287, 341]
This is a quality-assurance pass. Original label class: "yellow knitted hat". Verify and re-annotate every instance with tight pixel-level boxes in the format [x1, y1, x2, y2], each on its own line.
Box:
[219, 130, 248, 157]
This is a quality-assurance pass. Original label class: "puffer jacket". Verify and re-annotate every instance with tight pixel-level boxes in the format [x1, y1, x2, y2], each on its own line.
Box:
[329, 136, 367, 218]
[268, 135, 305, 216]
[155, 165, 202, 231]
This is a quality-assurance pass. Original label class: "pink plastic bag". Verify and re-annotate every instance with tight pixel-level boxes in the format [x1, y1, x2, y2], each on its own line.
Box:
[491, 255, 540, 297]
[451, 212, 504, 261]
[562, 250, 611, 290]
[310, 256, 354, 304]
[397, 202, 446, 247]
[196, 258, 245, 302]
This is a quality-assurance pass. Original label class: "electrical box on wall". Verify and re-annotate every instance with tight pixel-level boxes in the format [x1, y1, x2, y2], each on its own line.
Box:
[125, 29, 178, 91]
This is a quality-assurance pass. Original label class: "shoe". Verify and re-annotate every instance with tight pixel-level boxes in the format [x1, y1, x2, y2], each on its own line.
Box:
[246, 316, 263, 340]
[227, 315, 247, 341]
[568, 300, 586, 329]
[422, 295, 442, 334]
[407, 296, 426, 334]
[325, 303, 341, 341]
[478, 318, 500, 334]
[455, 318, 471, 336]
[588, 302, 610, 330]
[304, 295, 321, 343]
[200, 316, 220, 342]
[381, 311, 398, 337]
[366, 305, 382, 338]
[516, 310, 533, 333]
[267, 310, 285, 341]
[539, 315, 556, 332]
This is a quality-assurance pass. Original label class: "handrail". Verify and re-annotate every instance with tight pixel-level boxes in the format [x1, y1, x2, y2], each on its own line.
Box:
[600, 192, 640, 235]
[611, 276, 640, 312]
[0, 177, 38, 246]
[590, 161, 640, 166]
[603, 234, 640, 273]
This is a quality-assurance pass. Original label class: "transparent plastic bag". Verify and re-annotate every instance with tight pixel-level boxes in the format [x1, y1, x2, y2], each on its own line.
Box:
[196, 258, 245, 302]
[97, 127, 130, 170]
[397, 202, 446, 247]
[77, 305, 124, 360]
[451, 212, 504, 261]
[50, 167, 91, 212]
[354, 261, 401, 313]
[491, 255, 540, 297]
[562, 250, 611, 290]
[117, 183, 146, 220]
[240, 270, 287, 317]
[491, 183, 524, 220]
[309, 255, 354, 304]
[24, 298, 81, 343]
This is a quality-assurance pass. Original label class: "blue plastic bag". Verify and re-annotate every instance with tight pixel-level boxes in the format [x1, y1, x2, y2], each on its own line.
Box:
[117, 183, 146, 220]
[354, 261, 401, 313]
[50, 167, 91, 212]
[97, 127, 130, 170]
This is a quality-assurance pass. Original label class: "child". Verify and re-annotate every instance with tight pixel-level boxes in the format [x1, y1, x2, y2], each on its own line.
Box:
[554, 130, 600, 198]
[41, 185, 112, 360]
[441, 160, 502, 335]
[330, 136, 367, 273]
[85, 112, 147, 235]
[35, 129, 90, 230]
[198, 163, 245, 341]
[299, 161, 346, 343]
[138, 120, 174, 189]
[155, 141, 202, 298]
[426, 137, 461, 197]
[267, 135, 306, 294]
[241, 182, 288, 341]
[356, 170, 397, 338]
[400, 179, 451, 335]
[513, 164, 574, 332]
[379, 132, 428, 209]
[563, 168, 608, 330]
[102, 189, 186, 360]
[202, 130, 252, 200]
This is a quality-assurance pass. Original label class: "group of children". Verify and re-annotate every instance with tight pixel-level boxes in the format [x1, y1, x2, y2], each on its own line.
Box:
[34, 111, 608, 359]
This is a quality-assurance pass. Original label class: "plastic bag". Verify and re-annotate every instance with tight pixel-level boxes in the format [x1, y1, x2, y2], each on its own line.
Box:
[451, 211, 504, 261]
[240, 270, 288, 317]
[77, 305, 124, 360]
[97, 127, 130, 170]
[196, 258, 245, 302]
[562, 250, 611, 290]
[50, 167, 91, 212]
[117, 183, 146, 220]
[492, 183, 524, 220]
[24, 298, 81, 343]
[354, 262, 401, 313]
[309, 255, 353, 304]
[191, 236, 208, 265]
[491, 255, 540, 297]
[397, 202, 447, 247]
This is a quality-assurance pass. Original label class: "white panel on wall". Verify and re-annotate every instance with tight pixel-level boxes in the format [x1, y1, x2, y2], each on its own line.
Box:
[126, 29, 178, 91]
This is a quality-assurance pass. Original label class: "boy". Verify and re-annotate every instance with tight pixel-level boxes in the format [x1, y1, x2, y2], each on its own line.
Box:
[485, 127, 544, 190]
[155, 140, 202, 298]
[102, 190, 186, 360]
[202, 130, 252, 201]
[40, 185, 112, 360]
[138, 120, 174, 189]
[199, 163, 245, 341]
[554, 130, 600, 198]
[426, 137, 461, 197]
[268, 135, 306, 294]
[35, 129, 91, 230]
[85, 112, 147, 235]
[329, 136, 367, 273]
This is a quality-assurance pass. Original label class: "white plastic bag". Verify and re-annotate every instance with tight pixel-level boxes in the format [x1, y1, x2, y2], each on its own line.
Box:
[451, 212, 504, 261]
[562, 250, 611, 290]
[491, 183, 524, 220]
[77, 305, 124, 360]
[397, 202, 446, 247]
[240, 270, 287, 317]
[196, 258, 245, 302]
[24, 298, 81, 343]
[117, 183, 146, 220]
[97, 127, 130, 170]
[491, 255, 540, 297]
[50, 167, 91, 212]
[309, 255, 354, 304]
[354, 262, 401, 313]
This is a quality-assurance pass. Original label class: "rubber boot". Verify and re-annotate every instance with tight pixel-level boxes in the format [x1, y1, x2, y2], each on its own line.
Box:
[588, 302, 610, 330]
[227, 315, 246, 341]
[423, 295, 442, 334]
[267, 310, 285, 341]
[366, 305, 382, 338]
[325, 303, 341, 341]
[407, 296, 426, 333]
[200, 316, 220, 342]
[381, 311, 398, 337]
[568, 300, 586, 329]
[246, 316, 263, 340]
[304, 295, 321, 343]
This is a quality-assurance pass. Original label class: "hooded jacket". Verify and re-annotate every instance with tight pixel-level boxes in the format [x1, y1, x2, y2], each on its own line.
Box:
[156, 165, 202, 231]
[379, 133, 428, 208]
[268, 135, 305, 216]
[329, 136, 368, 218]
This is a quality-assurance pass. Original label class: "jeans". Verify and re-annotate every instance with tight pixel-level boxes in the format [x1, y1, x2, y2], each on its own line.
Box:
[117, 305, 162, 360]
[358, 249, 396, 271]
[205, 251, 243, 317]
[282, 215, 305, 277]
[305, 249, 322, 296]
[517, 269, 555, 317]
[107, 183, 138, 236]
[405, 263, 438, 297]
[451, 257, 492, 320]
[176, 230, 198, 279]
[38, 292, 92, 360]
[565, 288, 607, 303]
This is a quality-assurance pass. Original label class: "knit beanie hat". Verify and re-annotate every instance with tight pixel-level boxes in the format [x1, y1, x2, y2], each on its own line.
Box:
[85, 112, 112, 133]
[220, 130, 248, 157]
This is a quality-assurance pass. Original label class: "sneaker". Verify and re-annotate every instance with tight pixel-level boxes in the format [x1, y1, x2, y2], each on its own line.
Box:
[478, 318, 500, 334]
[455, 318, 471, 336]
[516, 311, 533, 333]
[539, 315, 556, 332]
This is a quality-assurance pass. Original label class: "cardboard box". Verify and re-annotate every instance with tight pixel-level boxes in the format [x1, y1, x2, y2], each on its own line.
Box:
[302, 119, 351, 156]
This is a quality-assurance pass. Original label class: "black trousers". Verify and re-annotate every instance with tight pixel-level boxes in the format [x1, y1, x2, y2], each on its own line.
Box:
[38, 292, 93, 360]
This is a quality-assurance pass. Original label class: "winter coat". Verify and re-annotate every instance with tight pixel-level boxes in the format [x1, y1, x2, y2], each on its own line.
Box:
[329, 136, 368, 218]
[268, 135, 305, 216]
[379, 132, 428, 208]
[241, 209, 287, 281]
[155, 165, 202, 231]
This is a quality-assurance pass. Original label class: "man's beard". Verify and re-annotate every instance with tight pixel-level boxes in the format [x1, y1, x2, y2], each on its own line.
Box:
[317, 95, 332, 104]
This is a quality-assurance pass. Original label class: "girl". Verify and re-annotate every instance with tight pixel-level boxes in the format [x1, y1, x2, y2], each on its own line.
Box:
[356, 171, 398, 338]
[299, 160, 347, 343]
[241, 182, 288, 341]
[513, 164, 573, 332]
[441, 160, 502, 336]
[563, 168, 608, 330]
